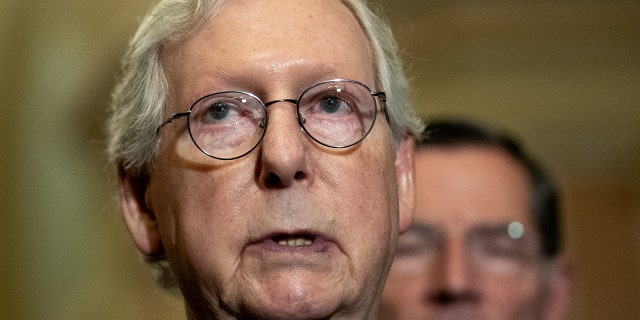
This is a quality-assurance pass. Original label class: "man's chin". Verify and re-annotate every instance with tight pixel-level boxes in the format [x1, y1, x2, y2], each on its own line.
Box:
[243, 286, 342, 320]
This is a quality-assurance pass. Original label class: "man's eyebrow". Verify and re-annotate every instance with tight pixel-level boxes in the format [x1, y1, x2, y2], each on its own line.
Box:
[405, 222, 439, 237]
[468, 222, 536, 241]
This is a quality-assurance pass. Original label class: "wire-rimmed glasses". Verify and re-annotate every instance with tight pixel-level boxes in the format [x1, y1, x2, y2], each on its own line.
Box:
[392, 222, 543, 279]
[157, 79, 386, 160]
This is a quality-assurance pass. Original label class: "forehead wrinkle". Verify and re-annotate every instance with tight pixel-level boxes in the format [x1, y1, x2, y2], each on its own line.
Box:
[261, 59, 337, 81]
[167, 1, 373, 103]
[266, 59, 306, 75]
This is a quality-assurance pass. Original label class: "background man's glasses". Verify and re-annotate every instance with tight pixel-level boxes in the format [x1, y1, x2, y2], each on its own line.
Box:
[392, 223, 543, 279]
[157, 79, 386, 160]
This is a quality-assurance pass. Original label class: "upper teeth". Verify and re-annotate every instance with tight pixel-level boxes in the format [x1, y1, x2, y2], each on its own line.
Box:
[278, 238, 312, 246]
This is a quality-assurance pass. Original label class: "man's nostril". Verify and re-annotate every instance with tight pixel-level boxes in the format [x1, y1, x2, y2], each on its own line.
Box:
[265, 173, 281, 187]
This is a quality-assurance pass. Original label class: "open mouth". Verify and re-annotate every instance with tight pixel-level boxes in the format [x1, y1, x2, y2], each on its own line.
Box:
[272, 234, 315, 247]
[247, 231, 332, 254]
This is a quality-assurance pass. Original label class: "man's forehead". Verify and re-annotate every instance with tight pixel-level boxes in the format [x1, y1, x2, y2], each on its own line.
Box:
[161, 0, 374, 109]
[413, 147, 534, 223]
[411, 201, 537, 232]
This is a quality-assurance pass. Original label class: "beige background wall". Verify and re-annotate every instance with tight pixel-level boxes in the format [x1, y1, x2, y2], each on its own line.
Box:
[1, 0, 638, 319]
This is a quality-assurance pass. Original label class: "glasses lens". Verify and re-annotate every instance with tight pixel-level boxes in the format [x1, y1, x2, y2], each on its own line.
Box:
[468, 226, 541, 277]
[298, 80, 377, 148]
[391, 224, 541, 278]
[188, 92, 266, 159]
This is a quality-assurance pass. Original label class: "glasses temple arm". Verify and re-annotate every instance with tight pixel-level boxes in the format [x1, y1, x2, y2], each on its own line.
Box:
[372, 92, 386, 103]
[156, 112, 191, 134]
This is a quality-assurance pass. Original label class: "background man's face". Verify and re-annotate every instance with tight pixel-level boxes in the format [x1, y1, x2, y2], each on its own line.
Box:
[381, 146, 558, 320]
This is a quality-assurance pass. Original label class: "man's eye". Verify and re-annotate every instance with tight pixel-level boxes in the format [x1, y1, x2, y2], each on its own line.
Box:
[319, 96, 345, 114]
[395, 243, 427, 257]
[206, 102, 231, 120]
[483, 243, 520, 258]
[476, 238, 533, 261]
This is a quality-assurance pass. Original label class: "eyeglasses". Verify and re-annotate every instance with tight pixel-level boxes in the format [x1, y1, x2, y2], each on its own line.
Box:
[157, 79, 386, 160]
[392, 222, 543, 278]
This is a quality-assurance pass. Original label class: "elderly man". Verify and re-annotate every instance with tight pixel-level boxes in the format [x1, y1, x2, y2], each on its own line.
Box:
[107, 0, 422, 319]
[379, 119, 572, 320]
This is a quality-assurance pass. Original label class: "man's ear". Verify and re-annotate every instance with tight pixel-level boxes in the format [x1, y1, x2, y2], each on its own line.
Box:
[118, 165, 163, 256]
[544, 254, 573, 320]
[394, 135, 415, 234]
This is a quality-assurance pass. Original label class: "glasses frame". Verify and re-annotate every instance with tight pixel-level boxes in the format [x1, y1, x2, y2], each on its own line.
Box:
[156, 79, 387, 160]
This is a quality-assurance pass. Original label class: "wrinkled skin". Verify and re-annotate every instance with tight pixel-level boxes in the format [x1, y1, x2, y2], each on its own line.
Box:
[119, 0, 415, 319]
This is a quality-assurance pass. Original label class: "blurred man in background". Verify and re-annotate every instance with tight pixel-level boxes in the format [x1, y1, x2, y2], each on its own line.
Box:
[379, 119, 572, 320]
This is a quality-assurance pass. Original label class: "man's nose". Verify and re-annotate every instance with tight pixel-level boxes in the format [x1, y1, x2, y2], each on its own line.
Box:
[257, 101, 311, 188]
[443, 241, 473, 291]
[429, 241, 479, 304]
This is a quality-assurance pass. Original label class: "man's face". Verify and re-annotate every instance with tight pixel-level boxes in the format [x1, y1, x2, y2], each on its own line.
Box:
[119, 0, 414, 319]
[380, 146, 564, 320]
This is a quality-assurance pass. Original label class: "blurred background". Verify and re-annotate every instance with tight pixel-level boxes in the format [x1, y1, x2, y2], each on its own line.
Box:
[1, 0, 638, 319]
